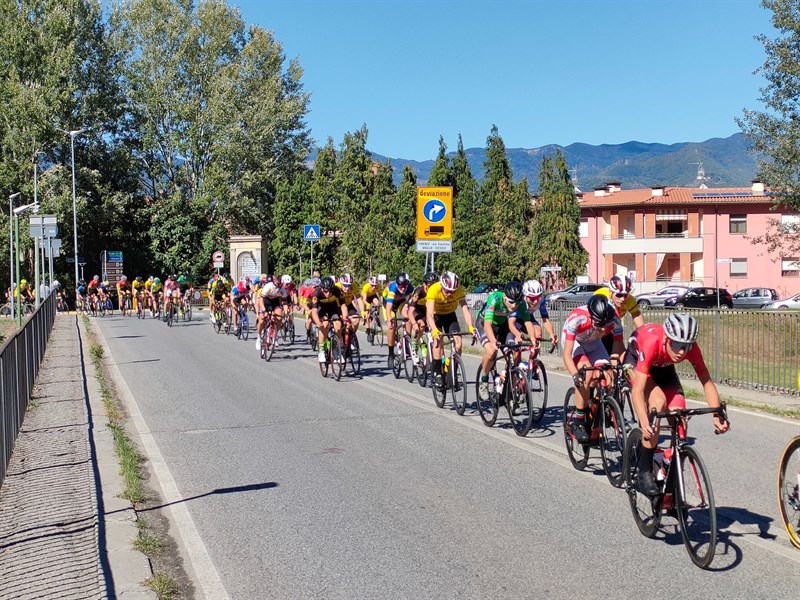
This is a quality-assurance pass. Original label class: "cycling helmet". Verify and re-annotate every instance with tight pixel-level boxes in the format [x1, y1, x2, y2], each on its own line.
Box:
[320, 276, 335, 290]
[20, 279, 28, 285]
[423, 271, 439, 285]
[440, 271, 460, 293]
[245, 276, 251, 283]
[153, 277, 161, 284]
[608, 274, 632, 295]
[340, 273, 353, 287]
[587, 294, 616, 326]
[396, 272, 410, 286]
[120, 275, 127, 281]
[237, 281, 246, 293]
[169, 274, 177, 281]
[93, 275, 100, 281]
[310, 276, 321, 287]
[368, 276, 378, 286]
[222, 272, 230, 279]
[183, 271, 190, 277]
[664, 313, 698, 344]
[522, 279, 543, 299]
[504, 281, 524, 304]
[271, 275, 282, 287]
[281, 274, 293, 285]
[135, 276, 142, 283]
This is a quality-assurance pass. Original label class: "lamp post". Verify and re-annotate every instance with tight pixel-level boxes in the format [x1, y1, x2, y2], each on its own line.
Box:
[61, 127, 88, 292]
[13, 202, 38, 326]
[8, 192, 21, 321]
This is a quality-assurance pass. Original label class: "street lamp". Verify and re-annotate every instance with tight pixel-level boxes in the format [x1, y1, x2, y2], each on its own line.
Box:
[8, 192, 21, 321]
[60, 127, 89, 292]
[13, 201, 39, 326]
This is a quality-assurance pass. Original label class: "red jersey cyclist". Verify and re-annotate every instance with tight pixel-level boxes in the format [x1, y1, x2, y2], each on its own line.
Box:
[562, 295, 625, 443]
[623, 313, 729, 495]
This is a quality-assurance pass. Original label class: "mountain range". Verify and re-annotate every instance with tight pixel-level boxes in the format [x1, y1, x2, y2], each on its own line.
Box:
[310, 132, 759, 192]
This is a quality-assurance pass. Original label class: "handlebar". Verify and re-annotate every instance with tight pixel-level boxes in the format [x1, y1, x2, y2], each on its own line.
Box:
[648, 402, 728, 432]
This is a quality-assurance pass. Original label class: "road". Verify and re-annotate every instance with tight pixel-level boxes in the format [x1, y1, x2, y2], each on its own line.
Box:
[94, 311, 799, 599]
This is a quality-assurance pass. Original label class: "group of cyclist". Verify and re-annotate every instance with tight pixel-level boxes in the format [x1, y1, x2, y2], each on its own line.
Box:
[75, 273, 196, 320]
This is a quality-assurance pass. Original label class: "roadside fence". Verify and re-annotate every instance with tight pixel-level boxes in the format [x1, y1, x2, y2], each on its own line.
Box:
[0, 292, 57, 487]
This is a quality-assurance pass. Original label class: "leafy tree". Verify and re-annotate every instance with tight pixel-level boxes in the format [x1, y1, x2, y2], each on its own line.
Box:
[737, 0, 800, 258]
[532, 150, 587, 286]
[480, 125, 515, 282]
[427, 136, 453, 188]
[271, 171, 312, 277]
[307, 138, 338, 276]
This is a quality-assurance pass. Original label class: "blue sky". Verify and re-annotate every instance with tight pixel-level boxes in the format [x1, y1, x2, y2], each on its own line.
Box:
[235, 0, 773, 161]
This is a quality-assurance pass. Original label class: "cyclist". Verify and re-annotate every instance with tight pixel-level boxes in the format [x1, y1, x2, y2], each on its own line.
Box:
[149, 277, 164, 317]
[359, 276, 383, 333]
[76, 280, 88, 312]
[384, 272, 414, 369]
[594, 275, 645, 357]
[476, 281, 540, 401]
[177, 271, 193, 315]
[562, 294, 625, 443]
[336, 273, 360, 333]
[408, 272, 437, 353]
[624, 313, 729, 495]
[163, 274, 180, 321]
[425, 271, 476, 386]
[521, 280, 558, 350]
[116, 275, 132, 311]
[300, 276, 320, 341]
[132, 276, 145, 312]
[87, 275, 101, 312]
[256, 275, 287, 349]
[281, 274, 297, 308]
[310, 276, 348, 363]
[209, 273, 230, 322]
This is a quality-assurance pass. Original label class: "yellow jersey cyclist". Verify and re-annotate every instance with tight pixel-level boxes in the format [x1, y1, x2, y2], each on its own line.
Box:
[593, 275, 645, 357]
[148, 277, 164, 317]
[425, 271, 476, 386]
[407, 271, 438, 351]
[209, 273, 231, 322]
[359, 276, 383, 330]
[383, 272, 414, 369]
[310, 276, 348, 363]
[335, 273, 360, 332]
[131, 276, 145, 311]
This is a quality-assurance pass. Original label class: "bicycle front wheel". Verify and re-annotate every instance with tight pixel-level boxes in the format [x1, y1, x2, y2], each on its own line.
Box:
[241, 316, 250, 341]
[676, 445, 717, 568]
[432, 362, 446, 409]
[449, 354, 468, 416]
[331, 335, 345, 381]
[392, 345, 403, 379]
[778, 436, 800, 550]
[507, 366, 534, 436]
[475, 365, 498, 427]
[184, 303, 192, 321]
[600, 395, 627, 488]
[417, 344, 430, 388]
[348, 334, 361, 376]
[375, 317, 384, 347]
[623, 427, 663, 538]
[527, 360, 548, 425]
[563, 388, 590, 471]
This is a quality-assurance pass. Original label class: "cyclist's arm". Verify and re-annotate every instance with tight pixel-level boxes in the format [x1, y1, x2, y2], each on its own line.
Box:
[541, 317, 557, 346]
[458, 298, 474, 332]
[519, 317, 538, 344]
[425, 299, 437, 334]
[631, 308, 645, 329]
[562, 336, 578, 377]
[631, 369, 652, 437]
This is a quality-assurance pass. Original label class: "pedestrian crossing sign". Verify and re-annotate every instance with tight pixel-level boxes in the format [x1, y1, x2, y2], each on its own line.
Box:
[304, 224, 320, 241]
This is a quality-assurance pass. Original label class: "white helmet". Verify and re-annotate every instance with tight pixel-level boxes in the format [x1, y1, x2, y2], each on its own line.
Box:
[281, 274, 292, 285]
[340, 273, 353, 286]
[664, 313, 698, 344]
[522, 279, 543, 299]
[368, 276, 378, 286]
[440, 271, 459, 293]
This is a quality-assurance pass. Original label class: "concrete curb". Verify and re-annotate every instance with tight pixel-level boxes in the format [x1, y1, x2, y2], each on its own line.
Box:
[78, 317, 157, 599]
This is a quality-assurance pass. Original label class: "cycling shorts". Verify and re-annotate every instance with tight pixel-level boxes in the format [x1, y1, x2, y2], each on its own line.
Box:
[477, 321, 516, 347]
[623, 338, 685, 408]
[314, 302, 341, 322]
[433, 311, 460, 336]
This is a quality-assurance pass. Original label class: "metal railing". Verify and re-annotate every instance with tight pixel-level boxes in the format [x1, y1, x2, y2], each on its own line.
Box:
[470, 300, 800, 395]
[0, 292, 57, 486]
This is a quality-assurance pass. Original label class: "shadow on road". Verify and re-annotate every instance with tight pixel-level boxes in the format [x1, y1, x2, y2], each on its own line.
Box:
[107, 482, 280, 516]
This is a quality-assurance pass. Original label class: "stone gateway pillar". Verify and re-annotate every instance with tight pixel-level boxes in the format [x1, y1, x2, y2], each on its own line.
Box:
[228, 235, 268, 282]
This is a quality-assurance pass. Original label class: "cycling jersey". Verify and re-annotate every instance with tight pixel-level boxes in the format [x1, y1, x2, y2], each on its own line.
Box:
[260, 282, 287, 301]
[409, 285, 428, 308]
[335, 282, 357, 306]
[383, 281, 412, 307]
[151, 282, 163, 294]
[562, 305, 623, 346]
[480, 290, 532, 325]
[145, 279, 153, 292]
[628, 323, 709, 379]
[361, 282, 383, 303]
[594, 288, 638, 319]
[425, 281, 466, 315]
[132, 280, 144, 293]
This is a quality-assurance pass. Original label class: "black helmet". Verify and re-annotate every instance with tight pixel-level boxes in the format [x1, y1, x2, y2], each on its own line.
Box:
[587, 294, 616, 326]
[396, 272, 410, 286]
[504, 281, 523, 304]
[423, 271, 439, 285]
[320, 276, 335, 290]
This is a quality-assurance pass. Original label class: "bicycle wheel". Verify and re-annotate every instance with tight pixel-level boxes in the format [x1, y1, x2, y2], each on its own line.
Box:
[600, 395, 627, 488]
[676, 445, 717, 568]
[563, 388, 590, 471]
[527, 360, 548, 425]
[214, 311, 223, 334]
[432, 361, 447, 409]
[120, 299, 127, 317]
[507, 366, 534, 437]
[241, 315, 250, 341]
[403, 337, 416, 383]
[331, 335, 345, 381]
[375, 317, 384, 346]
[475, 365, 499, 427]
[98, 301, 106, 317]
[778, 436, 800, 550]
[392, 344, 403, 379]
[167, 306, 174, 327]
[265, 325, 277, 362]
[623, 427, 663, 538]
[618, 381, 635, 430]
[417, 342, 430, 388]
[449, 354, 468, 416]
[225, 310, 232, 335]
[184, 303, 192, 321]
[348, 334, 361, 376]
[286, 318, 295, 345]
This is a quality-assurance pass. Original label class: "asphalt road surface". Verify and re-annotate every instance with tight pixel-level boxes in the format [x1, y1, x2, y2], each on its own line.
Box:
[94, 311, 800, 599]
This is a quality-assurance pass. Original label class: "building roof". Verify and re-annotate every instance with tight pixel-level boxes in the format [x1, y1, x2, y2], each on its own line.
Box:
[578, 185, 772, 209]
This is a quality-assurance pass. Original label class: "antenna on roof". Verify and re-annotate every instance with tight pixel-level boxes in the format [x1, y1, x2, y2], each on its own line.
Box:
[689, 161, 709, 189]
[570, 166, 581, 193]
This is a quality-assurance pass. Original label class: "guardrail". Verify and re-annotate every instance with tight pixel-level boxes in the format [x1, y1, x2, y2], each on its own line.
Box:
[470, 300, 800, 395]
[1, 292, 57, 486]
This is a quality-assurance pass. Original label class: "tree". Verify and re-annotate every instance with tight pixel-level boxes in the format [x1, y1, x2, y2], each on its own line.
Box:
[531, 150, 587, 287]
[480, 125, 515, 282]
[737, 0, 800, 258]
[427, 136, 453, 188]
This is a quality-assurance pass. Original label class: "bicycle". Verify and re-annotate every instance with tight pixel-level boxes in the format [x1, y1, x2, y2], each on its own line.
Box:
[224, 303, 233, 335]
[390, 317, 413, 380]
[236, 303, 250, 341]
[623, 403, 728, 568]
[318, 320, 345, 381]
[342, 315, 361, 376]
[181, 291, 193, 321]
[365, 305, 384, 346]
[120, 293, 132, 317]
[563, 364, 628, 488]
[307, 321, 319, 352]
[431, 331, 472, 415]
[165, 300, 177, 327]
[777, 434, 800, 550]
[56, 295, 69, 313]
[413, 332, 433, 389]
[259, 310, 278, 362]
[280, 309, 295, 344]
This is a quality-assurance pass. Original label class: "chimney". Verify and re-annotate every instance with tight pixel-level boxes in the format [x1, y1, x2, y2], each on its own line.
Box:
[751, 180, 764, 194]
[606, 181, 621, 193]
[594, 186, 606, 197]
[651, 185, 665, 197]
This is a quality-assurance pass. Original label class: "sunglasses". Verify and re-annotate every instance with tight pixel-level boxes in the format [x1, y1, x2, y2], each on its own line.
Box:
[613, 292, 629, 299]
[669, 340, 693, 353]
[525, 295, 541, 302]
[590, 320, 607, 329]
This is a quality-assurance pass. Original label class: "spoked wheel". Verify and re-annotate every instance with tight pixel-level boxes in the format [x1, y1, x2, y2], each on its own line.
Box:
[507, 366, 534, 436]
[318, 339, 329, 377]
[677, 445, 717, 568]
[623, 427, 663, 538]
[285, 319, 295, 345]
[778, 437, 800, 550]
[475, 365, 499, 427]
[392, 344, 403, 379]
[403, 346, 416, 384]
[241, 316, 250, 341]
[449, 354, 468, 416]
[563, 388, 590, 470]
[527, 360, 548, 425]
[224, 311, 232, 335]
[184, 304, 192, 321]
[417, 344, 430, 388]
[167, 307, 174, 327]
[309, 326, 319, 352]
[347, 334, 361, 376]
[214, 312, 223, 334]
[265, 325, 277, 362]
[99, 302, 106, 317]
[375, 318, 384, 347]
[618, 382, 635, 430]
[331, 335, 345, 381]
[432, 361, 447, 408]
[600, 395, 627, 488]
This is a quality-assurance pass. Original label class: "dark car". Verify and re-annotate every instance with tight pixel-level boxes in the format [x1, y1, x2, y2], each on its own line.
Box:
[544, 283, 605, 304]
[731, 287, 779, 309]
[664, 287, 733, 309]
[465, 282, 504, 311]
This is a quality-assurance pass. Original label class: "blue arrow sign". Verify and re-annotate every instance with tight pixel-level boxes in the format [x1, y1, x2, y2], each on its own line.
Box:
[304, 224, 320, 241]
[422, 200, 447, 223]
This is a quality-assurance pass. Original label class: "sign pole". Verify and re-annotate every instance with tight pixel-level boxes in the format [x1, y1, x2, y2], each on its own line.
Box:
[310, 241, 314, 278]
[48, 236, 53, 284]
[34, 236, 40, 307]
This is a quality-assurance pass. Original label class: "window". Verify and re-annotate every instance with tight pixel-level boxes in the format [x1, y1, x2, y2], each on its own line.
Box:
[730, 214, 747, 234]
[579, 219, 589, 238]
[782, 258, 800, 277]
[730, 258, 747, 277]
[781, 214, 800, 233]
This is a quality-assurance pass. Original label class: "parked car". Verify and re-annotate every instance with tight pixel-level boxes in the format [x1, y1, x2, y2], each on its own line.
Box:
[634, 285, 689, 309]
[544, 283, 605, 304]
[465, 282, 504, 311]
[731, 287, 779, 309]
[664, 287, 733, 309]
[763, 293, 800, 310]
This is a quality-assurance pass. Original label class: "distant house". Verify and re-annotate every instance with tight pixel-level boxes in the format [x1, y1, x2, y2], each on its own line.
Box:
[578, 181, 800, 297]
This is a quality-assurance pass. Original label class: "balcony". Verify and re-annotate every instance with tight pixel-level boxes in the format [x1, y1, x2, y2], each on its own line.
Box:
[601, 232, 703, 254]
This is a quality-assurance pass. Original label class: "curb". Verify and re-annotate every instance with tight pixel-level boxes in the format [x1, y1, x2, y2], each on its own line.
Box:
[78, 317, 158, 599]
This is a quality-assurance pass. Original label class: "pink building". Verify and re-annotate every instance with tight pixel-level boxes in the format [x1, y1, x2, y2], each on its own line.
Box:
[578, 181, 800, 297]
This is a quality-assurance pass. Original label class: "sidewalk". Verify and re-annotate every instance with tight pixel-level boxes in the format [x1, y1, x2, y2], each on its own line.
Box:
[0, 315, 154, 599]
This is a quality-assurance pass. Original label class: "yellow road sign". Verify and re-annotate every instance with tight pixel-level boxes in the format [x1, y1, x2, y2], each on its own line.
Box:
[416, 187, 453, 241]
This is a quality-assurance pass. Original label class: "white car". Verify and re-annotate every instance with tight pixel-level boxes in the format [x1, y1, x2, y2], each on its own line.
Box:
[764, 293, 800, 310]
[634, 286, 689, 309]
